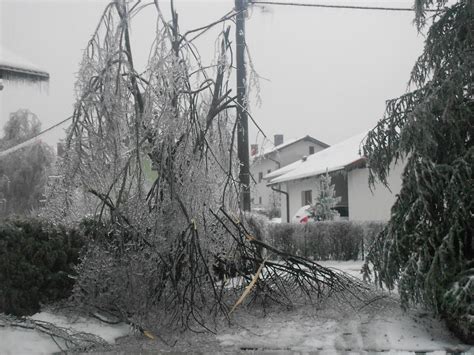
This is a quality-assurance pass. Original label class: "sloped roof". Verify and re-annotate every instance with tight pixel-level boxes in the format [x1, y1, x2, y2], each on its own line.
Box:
[254, 135, 329, 160]
[264, 161, 299, 180]
[267, 131, 368, 184]
[0, 45, 49, 83]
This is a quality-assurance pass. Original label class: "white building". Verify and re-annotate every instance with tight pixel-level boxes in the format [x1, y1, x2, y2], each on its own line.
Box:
[266, 131, 404, 222]
[250, 134, 329, 214]
[0, 45, 49, 89]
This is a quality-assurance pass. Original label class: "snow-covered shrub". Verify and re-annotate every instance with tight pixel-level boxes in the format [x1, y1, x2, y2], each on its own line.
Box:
[0, 217, 84, 316]
[267, 223, 304, 256]
[268, 221, 376, 261]
[305, 222, 363, 260]
[311, 171, 341, 221]
[72, 229, 162, 323]
[71, 215, 239, 326]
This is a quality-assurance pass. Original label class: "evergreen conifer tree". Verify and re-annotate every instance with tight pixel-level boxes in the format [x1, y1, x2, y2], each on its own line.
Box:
[362, 0, 473, 342]
[312, 171, 341, 221]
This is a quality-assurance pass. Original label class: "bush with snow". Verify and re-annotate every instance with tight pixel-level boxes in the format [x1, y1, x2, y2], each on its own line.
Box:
[0, 217, 84, 316]
[268, 221, 384, 261]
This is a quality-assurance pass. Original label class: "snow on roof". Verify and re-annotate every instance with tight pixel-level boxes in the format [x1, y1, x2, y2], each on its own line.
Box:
[264, 161, 298, 180]
[268, 131, 368, 184]
[0, 45, 49, 81]
[254, 135, 329, 160]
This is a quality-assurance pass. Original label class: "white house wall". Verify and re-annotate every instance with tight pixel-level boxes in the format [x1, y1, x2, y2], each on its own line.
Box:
[280, 161, 405, 222]
[283, 173, 348, 222]
[286, 178, 317, 221]
[250, 158, 280, 209]
[347, 161, 404, 221]
[250, 139, 326, 212]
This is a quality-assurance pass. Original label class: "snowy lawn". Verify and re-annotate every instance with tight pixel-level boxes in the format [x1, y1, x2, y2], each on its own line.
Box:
[1, 261, 471, 354]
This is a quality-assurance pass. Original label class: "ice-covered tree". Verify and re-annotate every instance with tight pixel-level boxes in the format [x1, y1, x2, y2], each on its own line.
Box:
[312, 171, 341, 221]
[1, 109, 41, 147]
[0, 110, 54, 215]
[362, 0, 473, 342]
[42, 0, 372, 332]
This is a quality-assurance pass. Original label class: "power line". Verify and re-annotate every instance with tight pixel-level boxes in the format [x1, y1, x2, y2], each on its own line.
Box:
[0, 116, 71, 158]
[250, 0, 439, 12]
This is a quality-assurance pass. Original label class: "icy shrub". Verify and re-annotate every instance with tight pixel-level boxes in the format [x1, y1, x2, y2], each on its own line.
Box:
[311, 171, 341, 221]
[305, 222, 363, 260]
[71, 219, 161, 319]
[0, 217, 84, 316]
[71, 216, 236, 326]
[268, 221, 384, 261]
[267, 223, 304, 256]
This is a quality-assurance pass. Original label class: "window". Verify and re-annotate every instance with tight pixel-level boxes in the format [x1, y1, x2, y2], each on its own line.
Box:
[301, 190, 312, 205]
[334, 206, 348, 218]
[258, 172, 263, 183]
[309, 146, 315, 155]
[259, 197, 262, 204]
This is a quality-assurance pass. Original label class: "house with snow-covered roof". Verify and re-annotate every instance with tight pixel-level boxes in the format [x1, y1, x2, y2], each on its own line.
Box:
[0, 45, 49, 90]
[250, 134, 329, 216]
[266, 131, 405, 222]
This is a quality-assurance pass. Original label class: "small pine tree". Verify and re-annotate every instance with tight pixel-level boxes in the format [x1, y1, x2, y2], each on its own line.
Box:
[312, 171, 341, 221]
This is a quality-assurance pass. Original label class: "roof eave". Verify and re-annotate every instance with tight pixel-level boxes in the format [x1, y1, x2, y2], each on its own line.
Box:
[271, 157, 366, 184]
[0, 66, 50, 83]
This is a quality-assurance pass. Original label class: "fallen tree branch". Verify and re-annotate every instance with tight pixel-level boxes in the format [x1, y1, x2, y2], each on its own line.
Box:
[211, 208, 373, 310]
[0, 313, 110, 352]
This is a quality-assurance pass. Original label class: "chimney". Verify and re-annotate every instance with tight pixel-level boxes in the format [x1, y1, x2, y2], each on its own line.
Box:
[274, 134, 284, 147]
[251, 144, 259, 156]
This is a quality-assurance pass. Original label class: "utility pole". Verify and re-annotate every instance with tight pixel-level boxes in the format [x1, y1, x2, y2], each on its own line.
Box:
[235, 0, 251, 211]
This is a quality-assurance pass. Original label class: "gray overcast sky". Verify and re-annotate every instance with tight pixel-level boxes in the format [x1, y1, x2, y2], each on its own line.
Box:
[0, 0, 424, 149]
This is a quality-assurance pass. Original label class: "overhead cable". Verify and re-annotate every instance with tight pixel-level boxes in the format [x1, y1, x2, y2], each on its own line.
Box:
[0, 116, 71, 158]
[250, 1, 439, 12]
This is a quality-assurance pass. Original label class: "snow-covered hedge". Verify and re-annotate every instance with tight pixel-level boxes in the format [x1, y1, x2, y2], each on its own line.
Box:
[267, 221, 386, 261]
[0, 217, 84, 316]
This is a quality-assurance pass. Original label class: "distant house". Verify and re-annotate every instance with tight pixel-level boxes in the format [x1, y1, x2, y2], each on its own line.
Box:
[250, 134, 329, 214]
[0, 45, 49, 90]
[266, 131, 404, 222]
[0, 45, 50, 159]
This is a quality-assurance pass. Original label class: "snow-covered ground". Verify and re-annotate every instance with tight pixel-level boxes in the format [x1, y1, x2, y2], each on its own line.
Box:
[0, 311, 129, 355]
[318, 259, 367, 279]
[211, 261, 471, 353]
[215, 296, 469, 353]
[1, 261, 471, 354]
